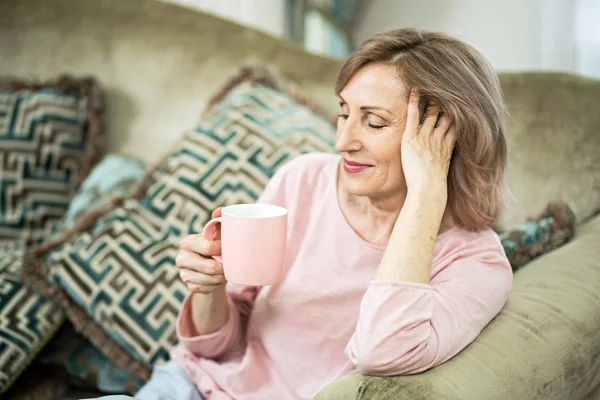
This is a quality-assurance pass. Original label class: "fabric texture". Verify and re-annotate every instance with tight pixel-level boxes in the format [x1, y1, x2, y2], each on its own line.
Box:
[316, 212, 600, 400]
[169, 153, 512, 400]
[499, 201, 576, 271]
[497, 72, 600, 230]
[0, 75, 104, 248]
[0, 76, 103, 394]
[23, 68, 336, 381]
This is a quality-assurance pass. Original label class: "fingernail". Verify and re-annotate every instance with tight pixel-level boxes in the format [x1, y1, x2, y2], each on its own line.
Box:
[411, 87, 419, 96]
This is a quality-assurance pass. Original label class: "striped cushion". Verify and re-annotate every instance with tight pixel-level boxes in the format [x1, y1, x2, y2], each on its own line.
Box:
[31, 72, 336, 379]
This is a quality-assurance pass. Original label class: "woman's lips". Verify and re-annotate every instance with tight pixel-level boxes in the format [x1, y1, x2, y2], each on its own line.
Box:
[343, 159, 372, 173]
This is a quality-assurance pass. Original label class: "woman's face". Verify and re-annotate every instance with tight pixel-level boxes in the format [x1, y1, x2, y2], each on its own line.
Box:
[336, 63, 409, 199]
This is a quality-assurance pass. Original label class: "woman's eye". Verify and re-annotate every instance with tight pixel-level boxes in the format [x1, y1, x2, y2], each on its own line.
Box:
[368, 122, 386, 129]
[338, 114, 349, 120]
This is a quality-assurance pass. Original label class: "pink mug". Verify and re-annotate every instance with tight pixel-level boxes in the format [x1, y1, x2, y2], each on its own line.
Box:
[202, 204, 288, 286]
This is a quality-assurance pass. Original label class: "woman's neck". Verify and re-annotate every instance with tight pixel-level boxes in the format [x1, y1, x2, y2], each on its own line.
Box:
[337, 166, 456, 247]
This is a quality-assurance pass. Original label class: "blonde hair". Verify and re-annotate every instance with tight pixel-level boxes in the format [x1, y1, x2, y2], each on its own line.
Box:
[336, 28, 507, 231]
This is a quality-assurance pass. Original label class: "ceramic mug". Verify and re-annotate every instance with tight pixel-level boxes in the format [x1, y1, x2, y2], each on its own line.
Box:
[202, 204, 288, 286]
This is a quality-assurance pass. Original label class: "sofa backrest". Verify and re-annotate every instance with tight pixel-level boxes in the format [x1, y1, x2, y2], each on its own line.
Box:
[498, 72, 600, 229]
[0, 0, 342, 163]
[2, 0, 598, 229]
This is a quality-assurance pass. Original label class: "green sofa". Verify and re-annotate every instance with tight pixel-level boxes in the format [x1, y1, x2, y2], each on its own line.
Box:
[1, 0, 599, 398]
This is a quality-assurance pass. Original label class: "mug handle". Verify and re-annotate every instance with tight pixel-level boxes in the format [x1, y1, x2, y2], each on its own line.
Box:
[202, 217, 223, 263]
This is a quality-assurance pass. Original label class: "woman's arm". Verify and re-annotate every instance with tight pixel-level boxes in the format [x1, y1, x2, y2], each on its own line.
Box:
[376, 87, 457, 284]
[177, 283, 259, 360]
[376, 186, 447, 283]
[347, 234, 512, 375]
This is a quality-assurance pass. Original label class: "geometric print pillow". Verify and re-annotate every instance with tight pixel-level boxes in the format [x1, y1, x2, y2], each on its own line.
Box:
[0, 154, 140, 396]
[0, 76, 103, 248]
[499, 201, 576, 272]
[26, 70, 336, 380]
[0, 241, 65, 394]
[0, 76, 103, 395]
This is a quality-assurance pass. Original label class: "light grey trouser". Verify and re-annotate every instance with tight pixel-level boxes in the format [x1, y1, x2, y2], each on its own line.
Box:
[83, 360, 205, 400]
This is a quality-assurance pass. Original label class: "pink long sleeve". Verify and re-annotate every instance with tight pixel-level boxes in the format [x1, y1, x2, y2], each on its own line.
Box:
[346, 229, 513, 376]
[176, 284, 259, 360]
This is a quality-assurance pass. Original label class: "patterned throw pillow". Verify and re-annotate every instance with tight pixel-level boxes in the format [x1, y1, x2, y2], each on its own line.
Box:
[0, 76, 103, 394]
[499, 201, 576, 271]
[0, 76, 103, 248]
[33, 154, 146, 394]
[0, 241, 65, 393]
[25, 68, 336, 380]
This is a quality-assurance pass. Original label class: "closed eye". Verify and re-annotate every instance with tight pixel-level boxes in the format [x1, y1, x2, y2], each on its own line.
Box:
[368, 123, 385, 129]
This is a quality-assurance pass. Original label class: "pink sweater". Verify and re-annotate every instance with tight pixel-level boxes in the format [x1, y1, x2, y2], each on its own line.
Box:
[170, 153, 512, 400]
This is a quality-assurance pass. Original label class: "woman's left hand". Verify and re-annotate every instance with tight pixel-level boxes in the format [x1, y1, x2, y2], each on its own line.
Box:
[401, 88, 456, 195]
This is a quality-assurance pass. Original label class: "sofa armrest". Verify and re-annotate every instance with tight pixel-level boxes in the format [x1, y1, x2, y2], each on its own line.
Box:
[316, 214, 600, 400]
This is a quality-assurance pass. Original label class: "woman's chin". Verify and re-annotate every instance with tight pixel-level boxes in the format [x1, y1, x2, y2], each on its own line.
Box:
[341, 179, 373, 197]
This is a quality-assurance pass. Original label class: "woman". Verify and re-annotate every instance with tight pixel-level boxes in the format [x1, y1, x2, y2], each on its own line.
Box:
[95, 28, 512, 400]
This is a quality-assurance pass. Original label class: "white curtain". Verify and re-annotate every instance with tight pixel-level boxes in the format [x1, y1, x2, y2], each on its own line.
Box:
[574, 0, 600, 78]
[540, 0, 600, 78]
[158, 0, 285, 38]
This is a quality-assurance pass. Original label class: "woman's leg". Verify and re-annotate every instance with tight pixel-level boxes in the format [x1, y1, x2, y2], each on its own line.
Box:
[83, 360, 204, 400]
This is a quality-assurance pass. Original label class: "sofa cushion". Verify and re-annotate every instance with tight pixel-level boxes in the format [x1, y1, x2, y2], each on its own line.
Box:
[316, 212, 600, 400]
[0, 76, 104, 248]
[25, 67, 336, 380]
[0, 241, 65, 394]
[0, 76, 104, 394]
[32, 154, 146, 395]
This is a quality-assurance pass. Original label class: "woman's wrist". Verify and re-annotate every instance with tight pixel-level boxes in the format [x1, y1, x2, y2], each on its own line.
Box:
[189, 286, 229, 336]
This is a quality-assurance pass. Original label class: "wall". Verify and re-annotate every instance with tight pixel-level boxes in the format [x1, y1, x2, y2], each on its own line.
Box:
[354, 0, 543, 71]
[158, 0, 285, 38]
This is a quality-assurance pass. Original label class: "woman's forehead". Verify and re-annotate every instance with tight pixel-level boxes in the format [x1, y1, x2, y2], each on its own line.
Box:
[339, 64, 407, 109]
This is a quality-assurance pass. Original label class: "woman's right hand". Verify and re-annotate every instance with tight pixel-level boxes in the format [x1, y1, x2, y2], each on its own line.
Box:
[176, 208, 227, 294]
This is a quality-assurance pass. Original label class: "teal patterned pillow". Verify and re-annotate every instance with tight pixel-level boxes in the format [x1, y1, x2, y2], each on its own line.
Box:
[0, 76, 103, 248]
[33, 154, 145, 394]
[499, 202, 576, 271]
[0, 76, 103, 395]
[56, 154, 145, 231]
[0, 240, 65, 394]
[26, 69, 336, 380]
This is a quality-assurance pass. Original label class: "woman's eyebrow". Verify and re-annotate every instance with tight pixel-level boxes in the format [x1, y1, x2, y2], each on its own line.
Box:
[338, 95, 393, 115]
[360, 105, 393, 115]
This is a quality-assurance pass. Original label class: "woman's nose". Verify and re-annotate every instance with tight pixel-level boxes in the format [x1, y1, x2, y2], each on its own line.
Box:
[335, 118, 361, 153]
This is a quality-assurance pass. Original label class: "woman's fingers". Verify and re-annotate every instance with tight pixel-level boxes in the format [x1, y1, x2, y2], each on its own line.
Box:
[432, 113, 452, 145]
[180, 234, 221, 257]
[179, 267, 226, 286]
[404, 88, 421, 139]
[419, 103, 440, 136]
[186, 282, 227, 294]
[211, 207, 223, 219]
[445, 124, 457, 148]
[175, 249, 224, 275]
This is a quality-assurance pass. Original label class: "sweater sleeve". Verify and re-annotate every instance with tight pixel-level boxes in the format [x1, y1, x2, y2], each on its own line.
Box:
[175, 161, 291, 360]
[346, 234, 513, 376]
